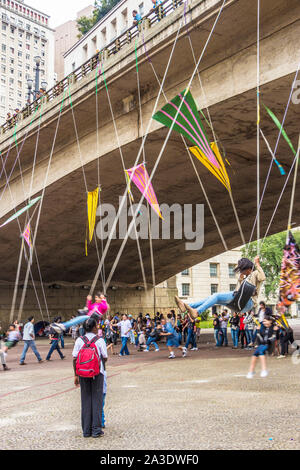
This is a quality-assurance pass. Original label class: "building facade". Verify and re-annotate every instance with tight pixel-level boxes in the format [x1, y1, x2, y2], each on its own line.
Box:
[55, 5, 94, 81]
[64, 0, 154, 76]
[0, 0, 54, 123]
[176, 249, 300, 317]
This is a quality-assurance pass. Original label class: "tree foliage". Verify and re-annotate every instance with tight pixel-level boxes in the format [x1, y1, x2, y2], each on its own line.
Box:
[242, 230, 300, 301]
[77, 0, 121, 37]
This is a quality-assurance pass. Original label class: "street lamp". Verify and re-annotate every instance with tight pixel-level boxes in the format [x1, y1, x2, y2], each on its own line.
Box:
[27, 56, 42, 103]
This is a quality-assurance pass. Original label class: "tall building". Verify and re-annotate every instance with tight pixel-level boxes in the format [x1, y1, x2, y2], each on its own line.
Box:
[64, 0, 153, 76]
[0, 0, 55, 123]
[55, 5, 94, 81]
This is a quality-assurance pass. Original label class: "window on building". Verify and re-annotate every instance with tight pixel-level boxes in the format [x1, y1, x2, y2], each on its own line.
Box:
[182, 283, 190, 297]
[210, 263, 218, 277]
[139, 3, 144, 16]
[2, 44, 6, 52]
[181, 269, 189, 276]
[211, 284, 218, 295]
[228, 264, 236, 278]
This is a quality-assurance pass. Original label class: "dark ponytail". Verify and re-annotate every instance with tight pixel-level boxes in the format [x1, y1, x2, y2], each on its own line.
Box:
[84, 317, 97, 333]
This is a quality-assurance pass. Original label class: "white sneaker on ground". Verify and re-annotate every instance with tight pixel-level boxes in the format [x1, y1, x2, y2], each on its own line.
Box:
[144, 350, 149, 353]
[168, 354, 175, 359]
[191, 348, 198, 351]
[155, 349, 159, 352]
[246, 372, 254, 379]
[277, 355, 286, 359]
[260, 370, 269, 378]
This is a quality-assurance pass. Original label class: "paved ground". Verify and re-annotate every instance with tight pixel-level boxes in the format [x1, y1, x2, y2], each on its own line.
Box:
[1, 328, 300, 451]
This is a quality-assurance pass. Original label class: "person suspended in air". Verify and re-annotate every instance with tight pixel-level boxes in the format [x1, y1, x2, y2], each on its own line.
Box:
[175, 256, 266, 319]
[51, 293, 109, 335]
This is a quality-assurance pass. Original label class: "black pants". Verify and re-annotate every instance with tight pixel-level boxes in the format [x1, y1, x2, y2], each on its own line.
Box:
[280, 336, 289, 355]
[239, 330, 246, 347]
[79, 373, 104, 437]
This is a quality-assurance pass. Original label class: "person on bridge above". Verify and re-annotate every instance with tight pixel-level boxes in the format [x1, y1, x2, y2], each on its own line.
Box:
[132, 9, 142, 27]
[175, 256, 266, 320]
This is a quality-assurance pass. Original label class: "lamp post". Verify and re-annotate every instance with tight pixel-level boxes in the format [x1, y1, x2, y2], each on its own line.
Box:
[27, 56, 45, 103]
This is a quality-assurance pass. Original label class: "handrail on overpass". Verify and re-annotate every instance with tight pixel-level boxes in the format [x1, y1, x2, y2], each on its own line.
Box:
[0, 0, 186, 135]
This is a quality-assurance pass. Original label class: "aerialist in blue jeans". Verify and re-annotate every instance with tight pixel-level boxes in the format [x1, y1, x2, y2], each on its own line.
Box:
[175, 257, 265, 319]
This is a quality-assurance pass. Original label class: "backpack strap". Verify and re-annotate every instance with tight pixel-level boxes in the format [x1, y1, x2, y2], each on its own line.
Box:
[81, 335, 98, 347]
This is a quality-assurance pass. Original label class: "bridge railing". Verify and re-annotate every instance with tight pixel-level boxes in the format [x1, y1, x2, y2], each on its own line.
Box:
[0, 0, 185, 136]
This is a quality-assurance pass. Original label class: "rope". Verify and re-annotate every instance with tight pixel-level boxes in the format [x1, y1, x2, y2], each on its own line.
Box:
[103, 0, 227, 291]
[17, 89, 67, 321]
[89, 0, 189, 296]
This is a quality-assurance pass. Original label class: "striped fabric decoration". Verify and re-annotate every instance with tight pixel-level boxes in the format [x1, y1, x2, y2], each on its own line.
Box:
[125, 164, 163, 219]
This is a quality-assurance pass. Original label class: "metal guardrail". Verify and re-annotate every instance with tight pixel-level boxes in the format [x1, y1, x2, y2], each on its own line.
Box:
[0, 0, 184, 135]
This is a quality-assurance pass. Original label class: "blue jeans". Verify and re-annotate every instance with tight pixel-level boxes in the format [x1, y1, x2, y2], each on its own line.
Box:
[189, 292, 253, 314]
[231, 328, 239, 348]
[20, 340, 42, 364]
[214, 329, 221, 346]
[63, 316, 89, 331]
[46, 340, 64, 360]
[120, 337, 129, 356]
[60, 334, 64, 349]
[185, 329, 196, 349]
[146, 337, 159, 350]
[220, 328, 228, 346]
[101, 393, 106, 428]
[245, 329, 254, 345]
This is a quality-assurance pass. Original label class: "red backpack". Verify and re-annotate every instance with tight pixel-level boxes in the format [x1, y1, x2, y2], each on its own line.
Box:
[76, 336, 101, 378]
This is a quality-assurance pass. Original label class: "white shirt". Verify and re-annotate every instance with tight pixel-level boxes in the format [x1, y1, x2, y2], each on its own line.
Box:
[117, 320, 132, 338]
[22, 322, 35, 341]
[72, 333, 107, 375]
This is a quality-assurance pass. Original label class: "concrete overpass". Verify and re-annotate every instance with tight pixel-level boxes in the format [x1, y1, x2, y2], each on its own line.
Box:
[0, 0, 299, 292]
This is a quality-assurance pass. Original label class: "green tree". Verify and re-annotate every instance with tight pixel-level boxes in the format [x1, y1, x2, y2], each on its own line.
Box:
[242, 230, 300, 301]
[77, 0, 122, 38]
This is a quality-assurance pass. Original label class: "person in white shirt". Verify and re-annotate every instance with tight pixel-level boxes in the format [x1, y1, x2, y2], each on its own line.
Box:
[19, 317, 43, 365]
[117, 314, 132, 357]
[73, 317, 107, 438]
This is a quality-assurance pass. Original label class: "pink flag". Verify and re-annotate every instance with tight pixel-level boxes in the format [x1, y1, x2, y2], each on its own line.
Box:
[126, 164, 163, 219]
[22, 223, 32, 248]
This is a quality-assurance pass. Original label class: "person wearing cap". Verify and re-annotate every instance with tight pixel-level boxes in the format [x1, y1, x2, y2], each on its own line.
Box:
[175, 256, 265, 319]
[19, 317, 43, 366]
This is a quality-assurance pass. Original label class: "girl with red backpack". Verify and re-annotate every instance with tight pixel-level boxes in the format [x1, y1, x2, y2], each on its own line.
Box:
[72, 317, 108, 438]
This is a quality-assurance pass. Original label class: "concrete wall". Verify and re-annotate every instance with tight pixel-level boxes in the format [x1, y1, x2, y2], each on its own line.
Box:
[0, 282, 177, 327]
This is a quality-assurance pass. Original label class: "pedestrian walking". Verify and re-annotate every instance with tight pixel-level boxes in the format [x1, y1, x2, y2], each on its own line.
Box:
[20, 317, 43, 365]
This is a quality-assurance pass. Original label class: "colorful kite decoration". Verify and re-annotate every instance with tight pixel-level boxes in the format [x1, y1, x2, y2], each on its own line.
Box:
[264, 104, 297, 157]
[152, 90, 231, 192]
[278, 231, 300, 312]
[125, 164, 163, 219]
[86, 187, 99, 256]
[22, 223, 32, 249]
[0, 196, 41, 228]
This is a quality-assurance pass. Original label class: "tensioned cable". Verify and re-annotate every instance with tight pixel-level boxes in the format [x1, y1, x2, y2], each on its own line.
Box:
[100, 66, 148, 290]
[262, 135, 300, 244]
[183, 7, 244, 246]
[17, 88, 68, 321]
[135, 36, 157, 307]
[104, 0, 228, 291]
[247, 61, 300, 249]
[4, 103, 50, 320]
[141, 27, 228, 252]
[256, 0, 261, 254]
[89, 0, 191, 295]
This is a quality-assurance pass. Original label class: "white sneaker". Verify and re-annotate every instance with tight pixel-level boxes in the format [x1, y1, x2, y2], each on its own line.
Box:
[155, 349, 160, 352]
[191, 348, 198, 351]
[168, 354, 175, 359]
[277, 355, 286, 359]
[246, 372, 254, 379]
[144, 350, 149, 353]
[260, 370, 269, 378]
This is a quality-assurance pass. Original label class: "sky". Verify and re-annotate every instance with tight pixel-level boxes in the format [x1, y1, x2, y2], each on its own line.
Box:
[26, 0, 95, 28]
